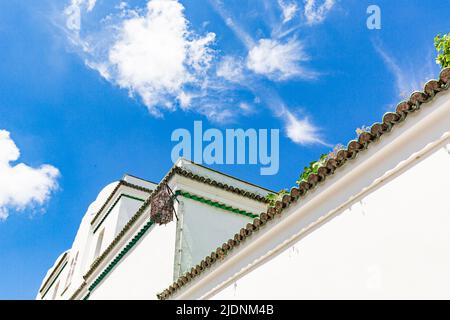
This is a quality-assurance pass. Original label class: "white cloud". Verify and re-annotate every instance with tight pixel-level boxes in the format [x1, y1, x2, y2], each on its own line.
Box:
[66, 0, 216, 117]
[303, 0, 335, 25]
[216, 56, 245, 83]
[284, 111, 328, 145]
[238, 102, 255, 115]
[62, 0, 328, 143]
[278, 0, 298, 23]
[255, 87, 327, 145]
[0, 130, 60, 220]
[247, 38, 315, 80]
[177, 91, 193, 109]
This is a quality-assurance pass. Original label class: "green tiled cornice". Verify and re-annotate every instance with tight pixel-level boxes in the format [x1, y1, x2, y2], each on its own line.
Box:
[175, 190, 258, 219]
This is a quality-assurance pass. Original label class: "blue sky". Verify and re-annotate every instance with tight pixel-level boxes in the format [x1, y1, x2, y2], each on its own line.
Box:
[0, 0, 448, 299]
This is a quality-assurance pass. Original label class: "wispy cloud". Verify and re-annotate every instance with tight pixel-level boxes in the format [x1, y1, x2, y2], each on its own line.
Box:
[373, 40, 435, 99]
[247, 37, 317, 80]
[255, 86, 329, 146]
[278, 0, 298, 23]
[210, 0, 316, 81]
[208, 0, 326, 145]
[0, 130, 60, 220]
[216, 55, 246, 83]
[285, 111, 328, 145]
[303, 0, 335, 25]
[61, 0, 328, 145]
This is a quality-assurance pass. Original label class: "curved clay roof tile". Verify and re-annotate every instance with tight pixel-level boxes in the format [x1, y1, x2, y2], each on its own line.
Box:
[409, 91, 429, 105]
[358, 131, 374, 145]
[259, 212, 269, 223]
[424, 80, 441, 96]
[325, 159, 338, 172]
[307, 173, 320, 186]
[382, 112, 401, 125]
[336, 149, 348, 162]
[439, 67, 450, 84]
[290, 187, 301, 199]
[395, 101, 413, 115]
[348, 140, 363, 152]
[317, 165, 330, 179]
[253, 218, 262, 229]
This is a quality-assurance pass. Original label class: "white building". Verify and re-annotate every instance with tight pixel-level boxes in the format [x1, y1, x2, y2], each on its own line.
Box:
[36, 159, 272, 300]
[37, 68, 450, 300]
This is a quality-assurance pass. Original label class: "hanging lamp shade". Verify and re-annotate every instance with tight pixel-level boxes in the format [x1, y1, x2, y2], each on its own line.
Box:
[150, 184, 175, 225]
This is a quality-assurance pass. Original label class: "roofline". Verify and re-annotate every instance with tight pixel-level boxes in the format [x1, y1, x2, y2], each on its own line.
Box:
[39, 251, 69, 293]
[177, 158, 277, 194]
[90, 180, 154, 226]
[156, 161, 271, 203]
[122, 173, 159, 186]
[158, 67, 450, 300]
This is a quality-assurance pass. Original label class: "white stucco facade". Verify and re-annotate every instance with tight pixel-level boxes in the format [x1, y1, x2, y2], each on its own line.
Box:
[212, 145, 450, 299]
[36, 160, 271, 300]
[165, 82, 450, 300]
[88, 221, 177, 300]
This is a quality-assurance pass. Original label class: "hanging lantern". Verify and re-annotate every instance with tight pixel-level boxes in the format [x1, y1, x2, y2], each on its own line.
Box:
[150, 184, 178, 225]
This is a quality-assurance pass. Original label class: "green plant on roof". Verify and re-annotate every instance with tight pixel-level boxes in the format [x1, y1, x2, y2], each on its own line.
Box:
[296, 154, 328, 185]
[267, 144, 346, 206]
[296, 144, 345, 185]
[266, 189, 289, 207]
[435, 33, 450, 68]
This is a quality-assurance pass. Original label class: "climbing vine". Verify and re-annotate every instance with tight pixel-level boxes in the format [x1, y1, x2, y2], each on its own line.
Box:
[266, 144, 346, 207]
[296, 154, 328, 185]
[435, 33, 450, 68]
[266, 189, 289, 207]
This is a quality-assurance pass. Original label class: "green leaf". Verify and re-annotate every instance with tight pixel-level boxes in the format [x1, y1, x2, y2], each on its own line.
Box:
[266, 189, 289, 207]
[435, 33, 450, 68]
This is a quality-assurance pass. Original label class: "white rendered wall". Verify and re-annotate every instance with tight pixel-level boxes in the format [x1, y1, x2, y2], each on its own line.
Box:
[91, 200, 122, 259]
[178, 198, 254, 275]
[170, 174, 268, 278]
[37, 179, 153, 300]
[88, 220, 177, 300]
[37, 182, 120, 300]
[213, 145, 450, 299]
[88, 196, 145, 268]
[115, 197, 146, 237]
